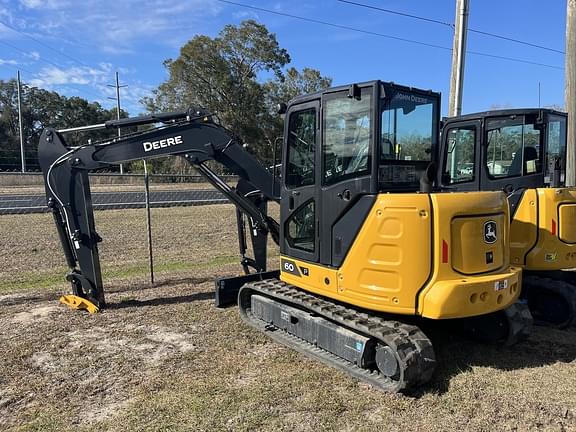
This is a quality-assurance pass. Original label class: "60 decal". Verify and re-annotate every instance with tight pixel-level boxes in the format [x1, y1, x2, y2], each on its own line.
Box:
[281, 259, 301, 277]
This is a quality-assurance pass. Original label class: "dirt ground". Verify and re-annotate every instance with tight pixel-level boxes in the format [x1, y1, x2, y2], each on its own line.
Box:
[1, 207, 575, 431]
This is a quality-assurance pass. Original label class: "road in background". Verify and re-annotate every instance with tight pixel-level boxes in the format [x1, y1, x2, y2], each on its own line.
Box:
[0, 189, 226, 214]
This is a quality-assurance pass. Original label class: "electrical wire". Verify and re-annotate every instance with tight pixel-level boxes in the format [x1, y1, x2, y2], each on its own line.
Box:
[0, 28, 113, 101]
[0, 62, 106, 101]
[215, 0, 563, 70]
[337, 0, 453, 28]
[0, 21, 95, 68]
[336, 0, 565, 55]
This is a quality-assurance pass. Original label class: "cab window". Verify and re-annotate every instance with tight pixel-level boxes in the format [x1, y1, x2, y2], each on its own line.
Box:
[486, 117, 542, 178]
[323, 89, 372, 185]
[381, 98, 434, 162]
[545, 115, 566, 184]
[286, 108, 316, 188]
[444, 127, 475, 184]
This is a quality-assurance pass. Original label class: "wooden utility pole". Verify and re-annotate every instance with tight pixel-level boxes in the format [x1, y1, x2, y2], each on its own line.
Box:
[448, 0, 470, 118]
[566, 0, 576, 186]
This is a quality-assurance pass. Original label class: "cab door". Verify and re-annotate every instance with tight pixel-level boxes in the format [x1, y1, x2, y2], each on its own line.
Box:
[280, 101, 320, 263]
[439, 120, 481, 191]
[319, 86, 376, 266]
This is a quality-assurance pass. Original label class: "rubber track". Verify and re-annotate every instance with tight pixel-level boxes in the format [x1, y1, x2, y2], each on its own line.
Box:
[238, 279, 436, 393]
[503, 301, 533, 345]
[522, 275, 576, 329]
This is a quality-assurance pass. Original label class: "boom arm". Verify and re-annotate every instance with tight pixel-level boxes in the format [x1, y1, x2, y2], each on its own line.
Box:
[38, 109, 279, 309]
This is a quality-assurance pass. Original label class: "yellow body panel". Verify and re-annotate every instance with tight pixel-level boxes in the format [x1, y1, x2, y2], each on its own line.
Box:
[280, 191, 521, 320]
[451, 213, 504, 274]
[511, 187, 576, 270]
[510, 189, 539, 265]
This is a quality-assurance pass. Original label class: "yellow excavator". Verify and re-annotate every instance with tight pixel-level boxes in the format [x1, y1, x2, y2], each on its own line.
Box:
[440, 108, 576, 328]
[38, 80, 531, 392]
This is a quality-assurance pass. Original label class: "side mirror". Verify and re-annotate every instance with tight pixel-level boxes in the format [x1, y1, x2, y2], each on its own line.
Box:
[441, 171, 451, 185]
[420, 162, 437, 193]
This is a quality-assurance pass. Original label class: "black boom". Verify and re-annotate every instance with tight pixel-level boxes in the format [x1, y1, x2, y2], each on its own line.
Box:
[38, 109, 280, 309]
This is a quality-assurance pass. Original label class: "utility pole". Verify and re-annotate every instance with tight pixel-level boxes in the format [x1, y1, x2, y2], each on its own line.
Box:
[566, 0, 576, 186]
[16, 71, 25, 173]
[107, 71, 127, 174]
[448, 0, 470, 118]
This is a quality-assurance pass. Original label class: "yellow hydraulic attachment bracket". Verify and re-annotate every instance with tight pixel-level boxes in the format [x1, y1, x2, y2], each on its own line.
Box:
[59, 295, 100, 313]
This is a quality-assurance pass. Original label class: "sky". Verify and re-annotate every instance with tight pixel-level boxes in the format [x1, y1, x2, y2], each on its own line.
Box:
[0, 0, 568, 117]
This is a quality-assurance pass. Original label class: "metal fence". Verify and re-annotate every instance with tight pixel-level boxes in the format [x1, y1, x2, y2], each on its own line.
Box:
[0, 172, 237, 215]
[0, 172, 278, 293]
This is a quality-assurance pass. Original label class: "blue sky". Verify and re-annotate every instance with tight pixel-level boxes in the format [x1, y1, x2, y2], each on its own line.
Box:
[0, 0, 567, 116]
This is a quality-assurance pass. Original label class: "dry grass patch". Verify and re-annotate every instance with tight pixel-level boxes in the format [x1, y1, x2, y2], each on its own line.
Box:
[0, 207, 575, 431]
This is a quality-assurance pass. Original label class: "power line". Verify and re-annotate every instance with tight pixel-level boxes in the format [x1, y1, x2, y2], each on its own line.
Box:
[337, 0, 453, 28]
[0, 62, 105, 102]
[468, 28, 565, 55]
[216, 0, 563, 70]
[0, 21, 94, 68]
[0, 41, 107, 100]
[0, 21, 121, 102]
[216, 0, 451, 51]
[336, 0, 565, 55]
[0, 39, 70, 70]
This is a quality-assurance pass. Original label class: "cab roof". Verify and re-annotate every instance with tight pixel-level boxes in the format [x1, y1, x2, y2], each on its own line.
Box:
[443, 107, 566, 124]
[287, 80, 441, 107]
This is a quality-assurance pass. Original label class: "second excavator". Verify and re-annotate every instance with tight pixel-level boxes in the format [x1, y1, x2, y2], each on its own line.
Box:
[440, 108, 576, 328]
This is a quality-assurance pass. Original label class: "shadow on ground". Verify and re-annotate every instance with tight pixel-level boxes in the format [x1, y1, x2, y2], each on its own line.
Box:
[417, 323, 576, 396]
[107, 290, 214, 309]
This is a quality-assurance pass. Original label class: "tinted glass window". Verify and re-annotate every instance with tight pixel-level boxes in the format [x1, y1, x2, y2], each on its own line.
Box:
[381, 97, 434, 162]
[545, 115, 566, 185]
[486, 119, 542, 178]
[444, 127, 475, 184]
[379, 91, 437, 188]
[286, 201, 315, 252]
[286, 108, 316, 188]
[323, 90, 372, 185]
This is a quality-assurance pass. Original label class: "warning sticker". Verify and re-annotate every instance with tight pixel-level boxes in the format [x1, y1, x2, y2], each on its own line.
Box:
[494, 279, 508, 291]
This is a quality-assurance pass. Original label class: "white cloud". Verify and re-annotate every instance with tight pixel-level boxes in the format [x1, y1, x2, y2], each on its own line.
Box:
[19, 0, 70, 10]
[0, 58, 17, 65]
[11, 0, 223, 54]
[25, 51, 40, 60]
[29, 64, 112, 87]
[232, 10, 260, 20]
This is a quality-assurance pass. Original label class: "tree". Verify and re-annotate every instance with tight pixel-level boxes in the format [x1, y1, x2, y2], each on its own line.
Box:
[143, 20, 290, 151]
[143, 20, 332, 172]
[262, 67, 332, 158]
[0, 79, 127, 170]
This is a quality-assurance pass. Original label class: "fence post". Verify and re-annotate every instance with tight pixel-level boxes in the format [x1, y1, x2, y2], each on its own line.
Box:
[143, 161, 154, 285]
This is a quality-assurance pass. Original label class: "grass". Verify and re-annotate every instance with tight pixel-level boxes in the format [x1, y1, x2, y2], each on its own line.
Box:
[0, 205, 575, 431]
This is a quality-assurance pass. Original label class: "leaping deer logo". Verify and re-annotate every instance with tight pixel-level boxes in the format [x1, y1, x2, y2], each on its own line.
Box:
[484, 221, 497, 244]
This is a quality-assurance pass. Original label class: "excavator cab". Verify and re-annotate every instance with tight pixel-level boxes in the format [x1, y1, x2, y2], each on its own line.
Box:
[280, 81, 439, 268]
[440, 109, 576, 327]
